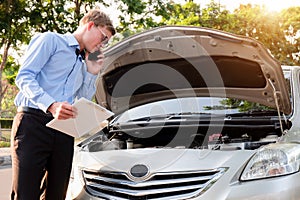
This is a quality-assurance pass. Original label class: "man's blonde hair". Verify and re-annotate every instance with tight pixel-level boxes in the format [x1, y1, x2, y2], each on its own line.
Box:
[80, 9, 116, 35]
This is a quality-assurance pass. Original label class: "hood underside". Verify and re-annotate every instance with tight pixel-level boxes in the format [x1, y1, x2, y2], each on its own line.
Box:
[95, 26, 291, 115]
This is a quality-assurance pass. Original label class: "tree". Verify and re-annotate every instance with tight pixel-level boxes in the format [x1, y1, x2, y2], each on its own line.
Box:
[0, 0, 106, 122]
[0, 0, 173, 123]
[26, 0, 105, 33]
[161, 1, 201, 26]
[160, 1, 236, 30]
[115, 0, 173, 33]
[233, 4, 296, 65]
[198, 1, 235, 31]
[158, 1, 298, 65]
[0, 0, 32, 132]
[279, 7, 300, 65]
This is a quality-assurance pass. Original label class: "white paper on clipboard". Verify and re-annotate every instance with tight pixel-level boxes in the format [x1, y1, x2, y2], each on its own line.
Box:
[46, 97, 114, 138]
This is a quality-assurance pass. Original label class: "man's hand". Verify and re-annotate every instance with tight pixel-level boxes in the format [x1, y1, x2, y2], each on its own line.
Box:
[85, 50, 105, 75]
[47, 102, 77, 120]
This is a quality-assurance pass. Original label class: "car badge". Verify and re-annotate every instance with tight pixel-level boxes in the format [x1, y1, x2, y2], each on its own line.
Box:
[130, 164, 149, 178]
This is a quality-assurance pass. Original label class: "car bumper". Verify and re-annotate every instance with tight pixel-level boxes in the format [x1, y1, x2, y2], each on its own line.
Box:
[68, 171, 300, 200]
[68, 149, 300, 200]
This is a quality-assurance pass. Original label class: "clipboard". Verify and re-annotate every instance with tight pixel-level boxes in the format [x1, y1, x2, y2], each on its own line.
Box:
[46, 97, 114, 138]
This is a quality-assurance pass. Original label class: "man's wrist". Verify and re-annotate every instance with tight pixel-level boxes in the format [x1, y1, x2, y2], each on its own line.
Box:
[47, 102, 56, 114]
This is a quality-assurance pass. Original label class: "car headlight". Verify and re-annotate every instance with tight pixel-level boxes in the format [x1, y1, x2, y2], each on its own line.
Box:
[241, 143, 300, 181]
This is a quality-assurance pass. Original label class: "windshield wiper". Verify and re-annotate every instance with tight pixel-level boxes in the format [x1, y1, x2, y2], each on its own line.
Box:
[128, 112, 219, 122]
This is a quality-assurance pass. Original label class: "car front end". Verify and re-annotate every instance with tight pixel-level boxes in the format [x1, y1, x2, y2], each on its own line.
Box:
[68, 26, 300, 200]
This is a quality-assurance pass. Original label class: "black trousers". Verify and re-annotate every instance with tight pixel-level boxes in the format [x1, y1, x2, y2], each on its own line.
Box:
[10, 107, 74, 200]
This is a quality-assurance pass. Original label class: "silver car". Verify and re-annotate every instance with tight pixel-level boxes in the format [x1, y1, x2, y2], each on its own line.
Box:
[68, 26, 300, 200]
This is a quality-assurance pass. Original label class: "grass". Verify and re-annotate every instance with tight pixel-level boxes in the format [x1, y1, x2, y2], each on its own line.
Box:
[0, 129, 11, 147]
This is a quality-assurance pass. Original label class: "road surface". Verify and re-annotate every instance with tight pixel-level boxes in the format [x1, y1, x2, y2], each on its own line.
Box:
[0, 166, 12, 200]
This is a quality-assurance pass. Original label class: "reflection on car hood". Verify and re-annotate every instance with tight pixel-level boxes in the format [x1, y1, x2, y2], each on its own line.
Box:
[76, 148, 255, 172]
[95, 26, 291, 115]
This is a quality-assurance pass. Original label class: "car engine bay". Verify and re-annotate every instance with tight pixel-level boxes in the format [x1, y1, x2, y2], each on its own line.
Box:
[79, 114, 292, 152]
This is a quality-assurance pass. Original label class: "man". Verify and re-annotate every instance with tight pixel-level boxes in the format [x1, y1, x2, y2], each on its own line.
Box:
[10, 9, 116, 200]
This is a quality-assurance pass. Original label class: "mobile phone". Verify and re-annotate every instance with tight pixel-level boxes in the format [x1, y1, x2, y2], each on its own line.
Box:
[88, 50, 101, 61]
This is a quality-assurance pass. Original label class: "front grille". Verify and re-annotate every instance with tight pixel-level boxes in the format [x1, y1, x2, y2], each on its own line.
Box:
[82, 168, 227, 200]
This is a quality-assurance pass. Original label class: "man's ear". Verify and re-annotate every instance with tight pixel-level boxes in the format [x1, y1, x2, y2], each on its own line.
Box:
[87, 21, 94, 31]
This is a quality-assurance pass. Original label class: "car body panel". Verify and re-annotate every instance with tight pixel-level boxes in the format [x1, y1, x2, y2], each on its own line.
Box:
[96, 26, 291, 115]
[73, 149, 252, 172]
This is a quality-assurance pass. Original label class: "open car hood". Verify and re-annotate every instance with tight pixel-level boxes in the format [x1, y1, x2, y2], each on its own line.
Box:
[95, 26, 291, 115]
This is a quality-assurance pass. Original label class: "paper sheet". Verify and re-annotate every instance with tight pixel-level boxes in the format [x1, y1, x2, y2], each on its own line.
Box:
[46, 97, 114, 138]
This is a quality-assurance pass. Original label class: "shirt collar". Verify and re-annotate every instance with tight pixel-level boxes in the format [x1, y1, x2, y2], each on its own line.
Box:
[64, 33, 79, 48]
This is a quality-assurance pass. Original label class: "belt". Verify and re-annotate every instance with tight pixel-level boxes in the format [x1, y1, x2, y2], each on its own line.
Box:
[17, 106, 52, 117]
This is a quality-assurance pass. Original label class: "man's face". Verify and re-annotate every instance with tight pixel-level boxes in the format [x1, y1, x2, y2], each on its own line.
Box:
[86, 25, 112, 53]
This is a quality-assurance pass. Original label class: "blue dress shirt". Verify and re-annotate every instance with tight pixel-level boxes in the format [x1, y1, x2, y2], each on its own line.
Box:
[14, 32, 98, 113]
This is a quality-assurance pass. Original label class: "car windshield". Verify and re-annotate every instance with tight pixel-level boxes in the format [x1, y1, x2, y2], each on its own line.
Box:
[115, 97, 275, 122]
[115, 70, 292, 123]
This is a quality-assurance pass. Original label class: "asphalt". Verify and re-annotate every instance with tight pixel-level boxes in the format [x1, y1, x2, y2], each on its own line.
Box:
[0, 147, 11, 167]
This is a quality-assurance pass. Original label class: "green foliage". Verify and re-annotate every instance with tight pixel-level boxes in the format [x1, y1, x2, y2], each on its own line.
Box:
[26, 0, 100, 33]
[161, 1, 201, 25]
[279, 7, 300, 64]
[0, 128, 10, 147]
[1, 0, 300, 118]
[0, 0, 30, 49]
[0, 141, 10, 148]
[160, 1, 236, 30]
[158, 1, 300, 66]
[199, 1, 235, 30]
[204, 98, 274, 112]
[1, 55, 19, 85]
[280, 7, 300, 31]
[220, 99, 273, 112]
[116, 0, 172, 32]
[0, 118, 13, 129]
[232, 4, 296, 65]
[0, 0, 30, 118]
[27, 1, 66, 32]
[121, 0, 147, 14]
[2, 83, 18, 118]
[0, 0, 106, 118]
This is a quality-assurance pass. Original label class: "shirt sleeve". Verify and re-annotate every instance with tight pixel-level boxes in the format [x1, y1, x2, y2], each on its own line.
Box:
[15, 33, 56, 112]
[76, 62, 98, 100]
